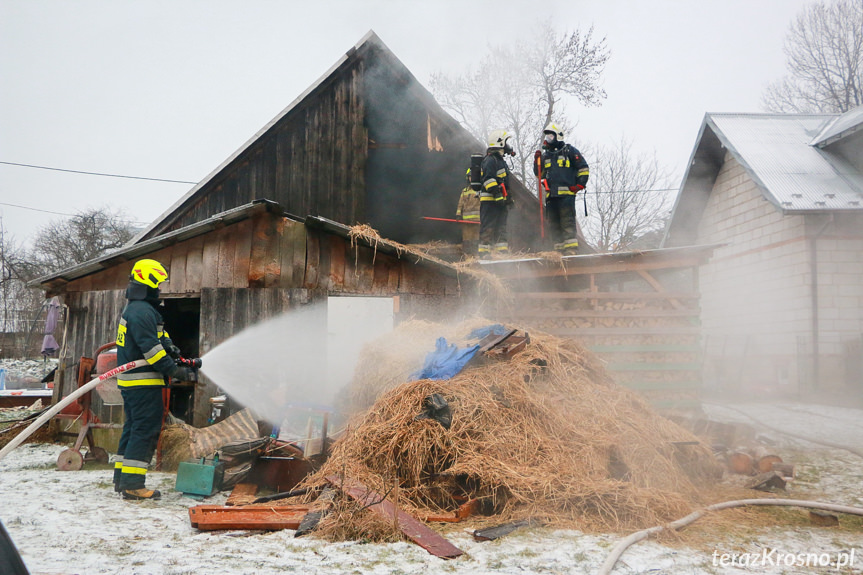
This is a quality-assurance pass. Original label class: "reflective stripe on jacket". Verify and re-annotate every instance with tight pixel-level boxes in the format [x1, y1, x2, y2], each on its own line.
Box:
[116, 300, 176, 387]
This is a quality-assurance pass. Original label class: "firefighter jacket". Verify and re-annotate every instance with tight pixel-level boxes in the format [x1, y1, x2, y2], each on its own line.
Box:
[536, 142, 589, 200]
[116, 291, 178, 388]
[480, 152, 510, 202]
[456, 186, 480, 221]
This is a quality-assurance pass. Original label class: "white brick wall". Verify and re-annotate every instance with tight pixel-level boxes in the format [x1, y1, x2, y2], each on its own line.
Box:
[696, 153, 863, 389]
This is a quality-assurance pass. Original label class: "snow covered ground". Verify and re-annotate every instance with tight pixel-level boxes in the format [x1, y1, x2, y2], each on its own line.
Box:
[2, 401, 863, 575]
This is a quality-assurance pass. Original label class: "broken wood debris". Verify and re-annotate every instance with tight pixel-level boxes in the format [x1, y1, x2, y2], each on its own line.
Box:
[744, 471, 786, 492]
[472, 519, 538, 541]
[295, 487, 337, 538]
[189, 505, 311, 531]
[325, 475, 464, 559]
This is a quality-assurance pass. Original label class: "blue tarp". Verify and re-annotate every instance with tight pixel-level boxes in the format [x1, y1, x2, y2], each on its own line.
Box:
[409, 337, 480, 381]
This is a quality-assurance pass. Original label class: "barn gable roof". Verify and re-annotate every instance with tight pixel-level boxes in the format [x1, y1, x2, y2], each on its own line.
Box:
[663, 111, 863, 247]
[129, 30, 535, 246]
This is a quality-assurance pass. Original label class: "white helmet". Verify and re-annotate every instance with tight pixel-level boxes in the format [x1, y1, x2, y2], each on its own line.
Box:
[543, 122, 564, 140]
[487, 129, 511, 150]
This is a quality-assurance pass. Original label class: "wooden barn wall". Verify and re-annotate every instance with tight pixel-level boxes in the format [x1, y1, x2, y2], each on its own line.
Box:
[57, 289, 127, 403]
[195, 287, 316, 427]
[158, 63, 367, 236]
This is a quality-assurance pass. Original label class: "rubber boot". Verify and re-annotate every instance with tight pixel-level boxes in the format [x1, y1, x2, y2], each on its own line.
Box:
[122, 488, 161, 500]
[113, 463, 123, 493]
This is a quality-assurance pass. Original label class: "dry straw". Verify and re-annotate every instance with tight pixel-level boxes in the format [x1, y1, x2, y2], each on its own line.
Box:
[300, 319, 722, 539]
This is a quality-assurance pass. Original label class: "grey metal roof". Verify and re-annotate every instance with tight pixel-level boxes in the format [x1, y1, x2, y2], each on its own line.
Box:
[810, 104, 863, 147]
[708, 113, 863, 211]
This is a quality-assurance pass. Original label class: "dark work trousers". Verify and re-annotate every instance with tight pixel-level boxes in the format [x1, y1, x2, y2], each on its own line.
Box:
[117, 386, 164, 490]
[545, 195, 577, 247]
[479, 201, 509, 246]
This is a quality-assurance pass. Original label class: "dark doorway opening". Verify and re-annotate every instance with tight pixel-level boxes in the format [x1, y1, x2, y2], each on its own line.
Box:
[161, 297, 201, 425]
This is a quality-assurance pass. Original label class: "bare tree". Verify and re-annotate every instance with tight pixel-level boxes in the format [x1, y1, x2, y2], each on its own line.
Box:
[29, 206, 137, 276]
[580, 138, 673, 252]
[763, 0, 863, 113]
[430, 20, 610, 182]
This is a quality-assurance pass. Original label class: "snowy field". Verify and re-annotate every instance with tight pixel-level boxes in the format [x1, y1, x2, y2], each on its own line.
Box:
[2, 401, 863, 574]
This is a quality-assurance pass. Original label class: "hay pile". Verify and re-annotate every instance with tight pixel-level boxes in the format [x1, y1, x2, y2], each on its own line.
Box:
[302, 319, 721, 537]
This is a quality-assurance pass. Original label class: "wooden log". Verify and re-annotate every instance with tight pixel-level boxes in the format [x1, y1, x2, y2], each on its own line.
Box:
[727, 451, 754, 475]
[757, 454, 784, 474]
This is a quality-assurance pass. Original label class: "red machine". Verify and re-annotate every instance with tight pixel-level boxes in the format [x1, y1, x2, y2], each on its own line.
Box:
[55, 342, 123, 470]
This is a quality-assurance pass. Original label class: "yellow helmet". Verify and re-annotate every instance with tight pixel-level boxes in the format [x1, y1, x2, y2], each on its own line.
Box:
[543, 122, 564, 140]
[131, 259, 168, 289]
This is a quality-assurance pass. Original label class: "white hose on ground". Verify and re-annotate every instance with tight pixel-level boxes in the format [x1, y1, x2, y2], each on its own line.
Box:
[598, 498, 863, 575]
[0, 359, 148, 462]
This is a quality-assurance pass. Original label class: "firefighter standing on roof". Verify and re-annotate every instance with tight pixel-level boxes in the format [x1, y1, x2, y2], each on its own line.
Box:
[114, 259, 199, 501]
[456, 168, 480, 256]
[534, 122, 589, 255]
[479, 130, 515, 259]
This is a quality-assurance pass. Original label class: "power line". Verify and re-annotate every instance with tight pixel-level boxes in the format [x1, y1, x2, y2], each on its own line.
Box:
[0, 161, 197, 184]
[0, 201, 149, 225]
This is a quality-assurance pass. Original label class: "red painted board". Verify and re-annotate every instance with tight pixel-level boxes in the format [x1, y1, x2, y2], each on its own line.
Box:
[325, 475, 464, 559]
[189, 504, 310, 531]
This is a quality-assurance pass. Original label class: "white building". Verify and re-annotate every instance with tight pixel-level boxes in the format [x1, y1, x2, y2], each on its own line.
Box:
[663, 107, 863, 396]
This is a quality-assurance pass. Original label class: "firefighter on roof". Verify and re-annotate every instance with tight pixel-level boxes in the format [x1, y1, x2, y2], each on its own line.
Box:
[534, 122, 589, 255]
[456, 168, 480, 256]
[479, 129, 515, 260]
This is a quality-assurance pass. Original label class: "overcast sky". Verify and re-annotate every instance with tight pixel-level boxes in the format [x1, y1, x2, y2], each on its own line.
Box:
[0, 0, 814, 246]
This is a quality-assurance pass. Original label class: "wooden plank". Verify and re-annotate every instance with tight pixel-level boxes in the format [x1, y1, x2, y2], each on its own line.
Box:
[517, 292, 699, 300]
[166, 240, 189, 295]
[189, 505, 310, 531]
[201, 232, 221, 288]
[232, 218, 254, 288]
[328, 234, 345, 291]
[326, 475, 463, 559]
[548, 327, 702, 336]
[493, 257, 704, 279]
[621, 380, 701, 390]
[250, 213, 280, 289]
[226, 483, 259, 506]
[217, 227, 239, 288]
[606, 363, 702, 372]
[304, 229, 320, 289]
[637, 270, 684, 310]
[290, 221, 307, 289]
[504, 309, 699, 319]
[183, 234, 205, 294]
[588, 344, 702, 353]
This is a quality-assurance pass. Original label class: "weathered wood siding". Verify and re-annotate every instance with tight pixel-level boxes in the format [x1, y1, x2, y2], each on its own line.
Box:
[57, 289, 127, 405]
[159, 63, 367, 236]
[493, 258, 704, 410]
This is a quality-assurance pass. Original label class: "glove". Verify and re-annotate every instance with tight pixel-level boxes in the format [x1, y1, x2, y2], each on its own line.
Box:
[505, 197, 515, 208]
[534, 150, 542, 162]
[166, 343, 182, 360]
[169, 365, 197, 383]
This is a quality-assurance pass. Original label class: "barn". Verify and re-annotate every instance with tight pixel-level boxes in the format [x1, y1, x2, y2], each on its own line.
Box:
[663, 107, 863, 396]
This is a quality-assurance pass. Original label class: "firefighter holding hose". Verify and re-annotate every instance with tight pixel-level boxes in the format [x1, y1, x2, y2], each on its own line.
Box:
[114, 259, 201, 500]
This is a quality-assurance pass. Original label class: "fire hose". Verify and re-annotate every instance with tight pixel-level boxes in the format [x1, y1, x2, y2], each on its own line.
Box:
[598, 498, 863, 575]
[0, 359, 149, 462]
